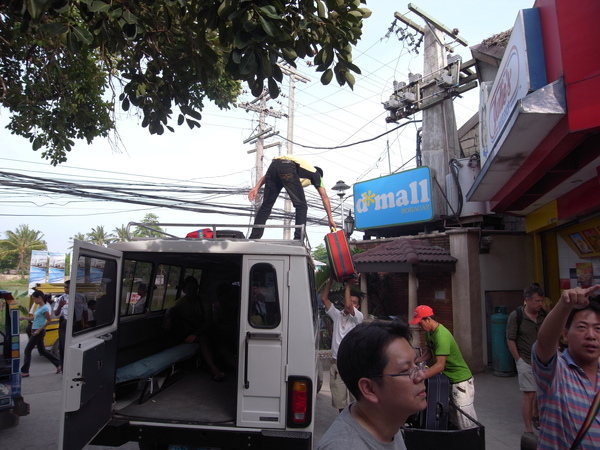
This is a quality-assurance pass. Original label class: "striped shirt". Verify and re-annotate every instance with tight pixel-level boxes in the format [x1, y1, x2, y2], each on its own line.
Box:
[532, 343, 600, 449]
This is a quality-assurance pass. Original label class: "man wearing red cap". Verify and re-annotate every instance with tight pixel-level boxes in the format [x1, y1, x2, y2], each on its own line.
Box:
[410, 304, 477, 429]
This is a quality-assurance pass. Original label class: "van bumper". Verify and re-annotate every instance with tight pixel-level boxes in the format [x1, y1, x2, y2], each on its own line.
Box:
[92, 419, 312, 450]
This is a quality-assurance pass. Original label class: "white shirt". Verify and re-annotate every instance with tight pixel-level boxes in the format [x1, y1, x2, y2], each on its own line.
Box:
[326, 306, 363, 359]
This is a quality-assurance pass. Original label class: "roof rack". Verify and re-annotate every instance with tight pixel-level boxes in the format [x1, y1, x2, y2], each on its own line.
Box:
[125, 222, 312, 250]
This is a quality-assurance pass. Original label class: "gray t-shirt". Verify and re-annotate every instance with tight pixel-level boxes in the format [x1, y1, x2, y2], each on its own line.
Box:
[316, 405, 407, 450]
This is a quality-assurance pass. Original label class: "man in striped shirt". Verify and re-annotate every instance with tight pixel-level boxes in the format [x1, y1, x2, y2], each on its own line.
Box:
[532, 285, 600, 449]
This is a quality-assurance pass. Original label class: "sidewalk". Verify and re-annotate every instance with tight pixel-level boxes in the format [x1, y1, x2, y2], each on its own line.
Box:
[1, 335, 529, 449]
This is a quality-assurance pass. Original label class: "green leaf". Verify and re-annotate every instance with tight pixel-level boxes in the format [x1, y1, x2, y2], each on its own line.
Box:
[122, 97, 130, 111]
[89, 1, 110, 13]
[186, 118, 200, 129]
[73, 26, 93, 45]
[258, 16, 276, 37]
[66, 30, 80, 53]
[40, 22, 69, 37]
[344, 71, 355, 88]
[32, 137, 43, 150]
[122, 10, 137, 25]
[178, 114, 184, 126]
[259, 5, 280, 20]
[320, 68, 333, 85]
[267, 77, 279, 98]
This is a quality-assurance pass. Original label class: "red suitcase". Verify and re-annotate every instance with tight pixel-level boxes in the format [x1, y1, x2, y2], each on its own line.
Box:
[324, 230, 356, 282]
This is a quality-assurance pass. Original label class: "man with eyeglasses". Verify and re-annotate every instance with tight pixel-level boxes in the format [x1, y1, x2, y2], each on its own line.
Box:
[316, 321, 427, 450]
[410, 304, 478, 429]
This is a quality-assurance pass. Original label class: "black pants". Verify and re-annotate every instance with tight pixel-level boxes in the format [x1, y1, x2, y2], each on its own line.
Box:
[249, 159, 307, 240]
[21, 329, 61, 373]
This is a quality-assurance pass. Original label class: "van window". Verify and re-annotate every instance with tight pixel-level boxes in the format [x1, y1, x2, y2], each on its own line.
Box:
[249, 263, 280, 328]
[151, 264, 181, 311]
[74, 254, 118, 332]
[121, 259, 153, 315]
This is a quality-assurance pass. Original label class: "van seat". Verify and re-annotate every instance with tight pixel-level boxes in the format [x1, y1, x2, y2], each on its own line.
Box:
[116, 343, 199, 403]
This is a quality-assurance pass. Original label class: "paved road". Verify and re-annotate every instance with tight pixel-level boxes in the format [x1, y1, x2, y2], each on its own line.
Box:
[1, 335, 526, 449]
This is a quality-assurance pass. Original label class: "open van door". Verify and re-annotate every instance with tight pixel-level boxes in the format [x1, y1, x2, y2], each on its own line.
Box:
[59, 241, 122, 449]
[238, 256, 288, 428]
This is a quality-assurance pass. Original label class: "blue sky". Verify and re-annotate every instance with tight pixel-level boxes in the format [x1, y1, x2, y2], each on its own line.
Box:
[0, 1, 534, 253]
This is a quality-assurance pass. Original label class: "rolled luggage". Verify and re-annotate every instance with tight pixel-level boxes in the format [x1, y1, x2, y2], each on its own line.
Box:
[324, 229, 356, 282]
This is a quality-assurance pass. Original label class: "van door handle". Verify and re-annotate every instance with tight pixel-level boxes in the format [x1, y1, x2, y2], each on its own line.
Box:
[99, 333, 113, 341]
[244, 332, 250, 389]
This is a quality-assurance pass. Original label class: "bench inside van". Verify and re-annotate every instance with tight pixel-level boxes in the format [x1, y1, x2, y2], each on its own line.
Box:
[114, 314, 200, 404]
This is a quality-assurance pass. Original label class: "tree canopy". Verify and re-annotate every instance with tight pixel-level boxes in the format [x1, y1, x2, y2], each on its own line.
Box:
[0, 0, 370, 165]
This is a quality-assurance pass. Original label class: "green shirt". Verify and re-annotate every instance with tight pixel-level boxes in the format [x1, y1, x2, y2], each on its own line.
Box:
[426, 323, 472, 383]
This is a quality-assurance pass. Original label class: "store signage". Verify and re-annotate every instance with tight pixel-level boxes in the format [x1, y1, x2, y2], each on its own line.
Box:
[353, 167, 433, 230]
[480, 8, 547, 166]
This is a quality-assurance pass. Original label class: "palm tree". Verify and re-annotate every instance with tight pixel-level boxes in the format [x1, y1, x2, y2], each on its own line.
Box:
[0, 224, 47, 278]
[87, 225, 115, 247]
[69, 232, 88, 250]
[113, 225, 130, 242]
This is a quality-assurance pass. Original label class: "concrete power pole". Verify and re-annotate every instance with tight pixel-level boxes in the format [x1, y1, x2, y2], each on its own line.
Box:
[391, 3, 471, 222]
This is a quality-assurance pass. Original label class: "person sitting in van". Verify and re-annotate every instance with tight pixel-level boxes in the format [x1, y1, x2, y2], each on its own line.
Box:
[250, 283, 268, 326]
[130, 282, 148, 314]
[167, 276, 227, 381]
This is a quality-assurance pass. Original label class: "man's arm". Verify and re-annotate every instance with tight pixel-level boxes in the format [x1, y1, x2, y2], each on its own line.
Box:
[316, 186, 336, 230]
[248, 176, 266, 202]
[343, 278, 358, 316]
[505, 313, 520, 361]
[535, 285, 600, 364]
[424, 354, 447, 379]
[321, 277, 333, 311]
[507, 339, 520, 361]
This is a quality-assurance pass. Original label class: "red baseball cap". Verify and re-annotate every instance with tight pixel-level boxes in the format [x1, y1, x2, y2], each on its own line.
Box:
[410, 305, 434, 324]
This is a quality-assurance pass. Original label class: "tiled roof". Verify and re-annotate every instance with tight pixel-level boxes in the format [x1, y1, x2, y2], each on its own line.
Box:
[353, 238, 456, 265]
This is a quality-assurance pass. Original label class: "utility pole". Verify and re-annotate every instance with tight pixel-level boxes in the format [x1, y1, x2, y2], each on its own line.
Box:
[279, 64, 310, 239]
[241, 91, 283, 206]
[389, 3, 474, 220]
[386, 2, 473, 326]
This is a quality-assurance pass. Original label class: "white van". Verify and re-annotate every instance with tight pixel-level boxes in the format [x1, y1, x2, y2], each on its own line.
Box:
[59, 224, 321, 450]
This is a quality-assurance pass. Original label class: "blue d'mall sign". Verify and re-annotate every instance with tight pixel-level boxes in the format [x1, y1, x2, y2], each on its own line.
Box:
[353, 167, 434, 230]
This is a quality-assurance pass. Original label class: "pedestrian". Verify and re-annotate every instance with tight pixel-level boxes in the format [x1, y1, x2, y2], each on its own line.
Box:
[53, 279, 89, 367]
[532, 284, 600, 449]
[410, 304, 478, 429]
[20, 290, 62, 376]
[247, 155, 336, 240]
[316, 321, 427, 449]
[322, 275, 363, 412]
[506, 282, 547, 435]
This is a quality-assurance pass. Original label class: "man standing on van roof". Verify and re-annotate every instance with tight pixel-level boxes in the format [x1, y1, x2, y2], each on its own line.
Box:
[410, 304, 478, 429]
[248, 155, 336, 240]
[322, 276, 363, 412]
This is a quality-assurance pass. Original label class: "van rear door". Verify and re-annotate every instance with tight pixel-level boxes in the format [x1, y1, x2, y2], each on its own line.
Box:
[238, 256, 288, 428]
[59, 241, 122, 449]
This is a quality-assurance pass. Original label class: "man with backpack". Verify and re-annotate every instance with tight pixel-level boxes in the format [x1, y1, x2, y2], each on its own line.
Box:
[506, 282, 547, 436]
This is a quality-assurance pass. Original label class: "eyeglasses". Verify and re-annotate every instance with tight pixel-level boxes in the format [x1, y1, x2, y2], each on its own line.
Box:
[373, 361, 428, 380]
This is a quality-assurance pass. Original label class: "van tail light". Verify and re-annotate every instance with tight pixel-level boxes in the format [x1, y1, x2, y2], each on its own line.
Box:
[287, 377, 312, 428]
